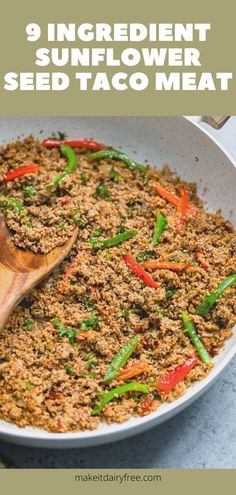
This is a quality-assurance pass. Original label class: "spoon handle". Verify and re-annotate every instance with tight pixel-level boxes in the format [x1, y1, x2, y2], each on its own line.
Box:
[0, 270, 27, 331]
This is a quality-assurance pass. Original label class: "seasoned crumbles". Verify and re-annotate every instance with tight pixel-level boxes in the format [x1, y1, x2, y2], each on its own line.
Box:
[0, 135, 235, 432]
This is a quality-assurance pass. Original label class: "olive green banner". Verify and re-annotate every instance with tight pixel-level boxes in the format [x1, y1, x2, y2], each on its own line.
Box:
[0, 0, 235, 115]
[0, 469, 235, 494]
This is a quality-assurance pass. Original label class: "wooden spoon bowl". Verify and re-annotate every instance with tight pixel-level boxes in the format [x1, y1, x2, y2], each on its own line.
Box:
[0, 215, 78, 331]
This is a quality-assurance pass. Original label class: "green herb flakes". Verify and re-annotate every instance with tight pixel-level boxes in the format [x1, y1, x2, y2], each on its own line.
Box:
[81, 173, 87, 186]
[53, 318, 78, 346]
[23, 186, 37, 198]
[25, 319, 33, 331]
[166, 289, 177, 299]
[95, 185, 111, 201]
[65, 365, 74, 376]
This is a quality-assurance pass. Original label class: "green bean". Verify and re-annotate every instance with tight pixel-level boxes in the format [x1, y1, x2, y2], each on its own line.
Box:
[89, 150, 146, 173]
[104, 334, 142, 383]
[182, 312, 212, 365]
[195, 274, 236, 315]
[54, 145, 77, 188]
[152, 212, 167, 245]
[91, 382, 149, 415]
[89, 229, 138, 250]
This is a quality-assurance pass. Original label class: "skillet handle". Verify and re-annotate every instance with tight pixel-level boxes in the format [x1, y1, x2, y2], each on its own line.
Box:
[201, 116, 230, 129]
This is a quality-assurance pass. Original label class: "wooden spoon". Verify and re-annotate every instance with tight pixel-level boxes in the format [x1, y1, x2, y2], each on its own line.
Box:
[0, 215, 78, 331]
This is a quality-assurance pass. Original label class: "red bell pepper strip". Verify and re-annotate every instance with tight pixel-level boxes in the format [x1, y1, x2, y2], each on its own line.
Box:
[143, 260, 192, 271]
[42, 139, 103, 151]
[123, 253, 160, 289]
[1, 163, 39, 183]
[153, 184, 197, 217]
[60, 196, 71, 207]
[59, 252, 81, 293]
[156, 356, 199, 393]
[176, 188, 189, 231]
[196, 251, 210, 270]
[134, 323, 143, 332]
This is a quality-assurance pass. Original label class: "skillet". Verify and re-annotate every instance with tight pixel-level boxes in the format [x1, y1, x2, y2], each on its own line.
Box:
[0, 115, 235, 448]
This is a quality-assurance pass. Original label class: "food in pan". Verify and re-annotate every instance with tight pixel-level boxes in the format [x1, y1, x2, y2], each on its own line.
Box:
[0, 135, 235, 432]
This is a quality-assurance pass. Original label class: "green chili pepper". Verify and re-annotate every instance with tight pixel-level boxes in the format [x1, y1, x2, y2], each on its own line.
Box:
[89, 150, 146, 173]
[195, 274, 236, 315]
[89, 229, 138, 250]
[54, 145, 77, 188]
[182, 312, 212, 365]
[95, 185, 111, 201]
[152, 212, 167, 245]
[65, 365, 74, 376]
[104, 334, 142, 383]
[0, 196, 24, 214]
[91, 382, 148, 415]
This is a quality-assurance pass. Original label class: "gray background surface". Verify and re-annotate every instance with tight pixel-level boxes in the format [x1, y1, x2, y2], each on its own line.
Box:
[0, 117, 235, 468]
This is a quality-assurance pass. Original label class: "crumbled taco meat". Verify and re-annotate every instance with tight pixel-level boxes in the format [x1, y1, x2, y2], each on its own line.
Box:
[0, 136, 235, 433]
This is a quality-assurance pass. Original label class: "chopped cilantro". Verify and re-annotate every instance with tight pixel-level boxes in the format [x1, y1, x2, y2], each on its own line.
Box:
[23, 186, 37, 198]
[87, 353, 97, 369]
[81, 314, 99, 331]
[52, 131, 68, 140]
[109, 167, 121, 182]
[120, 305, 142, 318]
[81, 173, 87, 186]
[22, 381, 34, 391]
[136, 250, 156, 263]
[95, 185, 111, 201]
[65, 365, 74, 376]
[166, 289, 177, 299]
[71, 210, 85, 225]
[156, 307, 166, 316]
[58, 219, 66, 229]
[105, 251, 111, 261]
